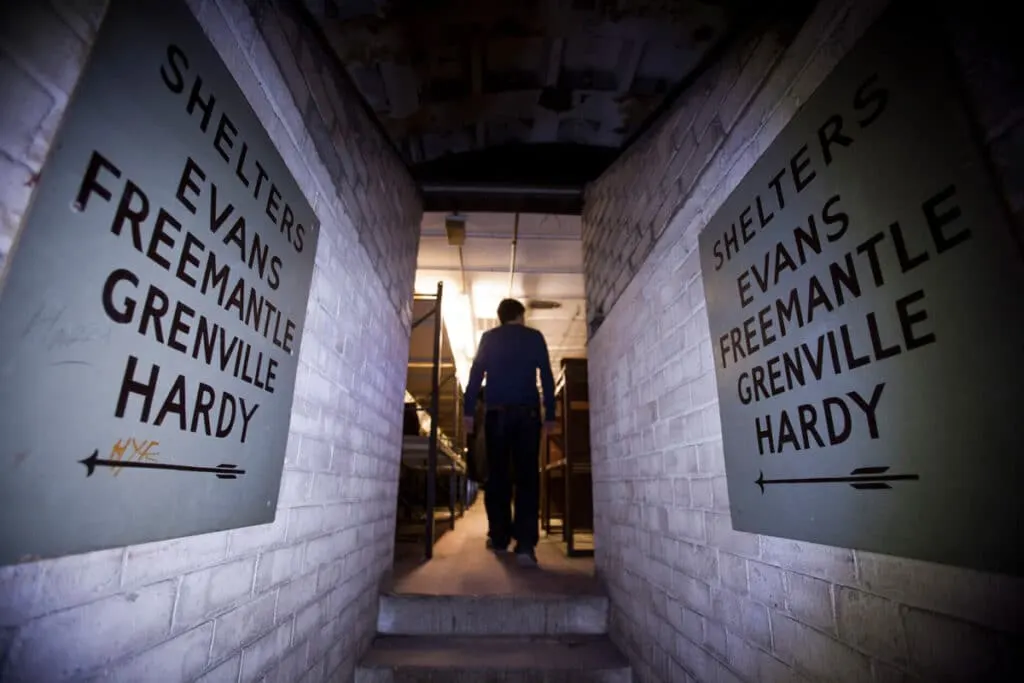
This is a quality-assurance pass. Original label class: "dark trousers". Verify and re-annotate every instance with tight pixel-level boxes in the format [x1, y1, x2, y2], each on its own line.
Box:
[484, 405, 541, 550]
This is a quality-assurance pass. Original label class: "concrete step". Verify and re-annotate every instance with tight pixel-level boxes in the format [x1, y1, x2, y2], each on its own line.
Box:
[354, 635, 632, 683]
[377, 594, 608, 636]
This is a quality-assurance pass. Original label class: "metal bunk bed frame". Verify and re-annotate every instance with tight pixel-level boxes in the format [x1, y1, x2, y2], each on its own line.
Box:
[406, 281, 469, 559]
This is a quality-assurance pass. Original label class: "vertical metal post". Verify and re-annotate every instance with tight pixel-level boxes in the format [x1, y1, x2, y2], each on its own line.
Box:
[458, 386, 466, 515]
[454, 375, 461, 447]
[540, 428, 549, 534]
[450, 372, 458, 529]
[563, 384, 572, 547]
[425, 281, 443, 560]
[449, 472, 457, 529]
[508, 212, 519, 296]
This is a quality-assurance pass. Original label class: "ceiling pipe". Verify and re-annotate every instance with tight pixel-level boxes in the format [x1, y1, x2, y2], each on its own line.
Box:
[457, 244, 469, 295]
[508, 213, 519, 297]
[458, 243, 478, 339]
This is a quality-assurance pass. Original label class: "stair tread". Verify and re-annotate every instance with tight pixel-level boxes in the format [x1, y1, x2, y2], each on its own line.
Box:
[381, 594, 607, 601]
[360, 635, 629, 670]
[378, 593, 609, 636]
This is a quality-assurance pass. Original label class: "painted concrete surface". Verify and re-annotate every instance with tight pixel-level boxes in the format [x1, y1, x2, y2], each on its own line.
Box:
[355, 635, 632, 683]
[387, 498, 601, 597]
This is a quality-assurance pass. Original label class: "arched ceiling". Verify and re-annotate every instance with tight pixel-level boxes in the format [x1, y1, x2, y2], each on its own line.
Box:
[301, 0, 764, 186]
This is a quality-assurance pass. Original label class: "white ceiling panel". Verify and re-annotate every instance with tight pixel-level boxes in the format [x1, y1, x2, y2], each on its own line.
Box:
[514, 239, 583, 272]
[413, 270, 462, 296]
[462, 238, 515, 270]
[530, 316, 573, 333]
[414, 270, 586, 303]
[526, 309, 583, 321]
[420, 237, 583, 274]
[417, 235, 462, 269]
[415, 212, 589, 381]
[464, 270, 510, 294]
[421, 212, 582, 240]
[514, 214, 582, 239]
[422, 212, 512, 237]
[508, 272, 586, 299]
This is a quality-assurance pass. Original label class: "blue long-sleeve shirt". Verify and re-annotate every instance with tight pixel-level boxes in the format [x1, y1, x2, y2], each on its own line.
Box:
[464, 323, 556, 422]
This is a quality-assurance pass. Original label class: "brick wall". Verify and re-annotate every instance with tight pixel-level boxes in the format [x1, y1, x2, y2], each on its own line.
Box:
[584, 0, 1024, 682]
[942, 2, 1024, 250]
[580, 16, 798, 334]
[248, 0, 421, 325]
[0, 1, 421, 681]
[582, 2, 1024, 336]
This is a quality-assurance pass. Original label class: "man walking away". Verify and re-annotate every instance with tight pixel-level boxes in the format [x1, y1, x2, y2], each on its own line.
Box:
[463, 299, 557, 566]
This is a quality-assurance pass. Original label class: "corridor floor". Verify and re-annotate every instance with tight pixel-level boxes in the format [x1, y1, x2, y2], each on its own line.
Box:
[386, 497, 602, 596]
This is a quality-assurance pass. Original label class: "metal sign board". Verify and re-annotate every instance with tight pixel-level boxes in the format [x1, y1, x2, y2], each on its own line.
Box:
[698, 5, 1024, 575]
[0, 0, 319, 565]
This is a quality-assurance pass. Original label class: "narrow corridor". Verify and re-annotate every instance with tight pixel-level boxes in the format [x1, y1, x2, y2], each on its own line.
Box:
[1, 0, 1022, 681]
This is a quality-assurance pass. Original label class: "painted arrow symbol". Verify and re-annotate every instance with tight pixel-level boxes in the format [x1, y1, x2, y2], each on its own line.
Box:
[756, 466, 919, 494]
[79, 450, 245, 479]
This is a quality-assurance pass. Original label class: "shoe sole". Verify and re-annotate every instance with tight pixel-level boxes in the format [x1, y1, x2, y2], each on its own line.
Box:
[515, 554, 538, 567]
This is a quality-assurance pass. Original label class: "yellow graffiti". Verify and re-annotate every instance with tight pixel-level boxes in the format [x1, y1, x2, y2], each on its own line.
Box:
[108, 438, 159, 476]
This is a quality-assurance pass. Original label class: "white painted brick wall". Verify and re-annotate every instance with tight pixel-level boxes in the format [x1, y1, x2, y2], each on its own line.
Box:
[586, 0, 1024, 681]
[0, 0, 420, 681]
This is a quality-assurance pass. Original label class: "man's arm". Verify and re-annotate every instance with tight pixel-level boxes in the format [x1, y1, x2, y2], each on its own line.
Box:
[463, 331, 490, 420]
[536, 332, 556, 423]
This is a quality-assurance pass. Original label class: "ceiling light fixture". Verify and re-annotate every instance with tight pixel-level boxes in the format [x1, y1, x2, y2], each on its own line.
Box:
[444, 213, 466, 247]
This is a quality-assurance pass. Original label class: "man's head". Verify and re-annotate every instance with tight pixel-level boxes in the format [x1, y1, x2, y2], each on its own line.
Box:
[497, 298, 526, 325]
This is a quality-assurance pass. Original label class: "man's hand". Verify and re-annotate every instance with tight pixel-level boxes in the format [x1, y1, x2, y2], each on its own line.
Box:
[462, 416, 475, 436]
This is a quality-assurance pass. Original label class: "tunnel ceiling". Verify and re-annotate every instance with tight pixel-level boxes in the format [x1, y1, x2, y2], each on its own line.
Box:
[301, 0, 766, 186]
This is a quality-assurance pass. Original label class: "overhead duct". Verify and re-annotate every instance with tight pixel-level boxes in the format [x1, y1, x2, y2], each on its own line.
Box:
[444, 213, 466, 247]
